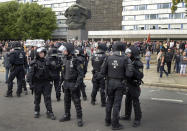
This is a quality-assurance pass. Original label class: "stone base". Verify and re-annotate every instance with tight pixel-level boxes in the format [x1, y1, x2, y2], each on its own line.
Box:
[67, 29, 88, 41]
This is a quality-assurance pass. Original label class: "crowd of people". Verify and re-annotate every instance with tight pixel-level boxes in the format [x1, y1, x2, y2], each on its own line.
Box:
[0, 39, 187, 130]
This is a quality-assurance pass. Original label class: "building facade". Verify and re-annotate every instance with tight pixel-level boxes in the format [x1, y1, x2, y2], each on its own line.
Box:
[89, 0, 187, 41]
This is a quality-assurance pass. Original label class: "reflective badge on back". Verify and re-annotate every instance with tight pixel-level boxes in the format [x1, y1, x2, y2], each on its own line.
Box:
[19, 53, 23, 59]
[112, 60, 118, 69]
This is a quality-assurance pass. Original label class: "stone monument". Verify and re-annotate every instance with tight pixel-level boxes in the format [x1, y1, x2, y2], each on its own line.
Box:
[64, 4, 91, 41]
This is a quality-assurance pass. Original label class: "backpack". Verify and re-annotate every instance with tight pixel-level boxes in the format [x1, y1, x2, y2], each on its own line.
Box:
[133, 59, 144, 82]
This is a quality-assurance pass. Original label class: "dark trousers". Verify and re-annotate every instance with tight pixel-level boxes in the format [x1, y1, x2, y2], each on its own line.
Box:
[7, 66, 25, 95]
[34, 81, 53, 113]
[160, 65, 168, 78]
[91, 78, 106, 104]
[125, 91, 142, 121]
[80, 82, 87, 98]
[157, 61, 161, 73]
[51, 78, 61, 99]
[105, 87, 123, 127]
[175, 62, 180, 73]
[63, 81, 82, 119]
[166, 62, 172, 74]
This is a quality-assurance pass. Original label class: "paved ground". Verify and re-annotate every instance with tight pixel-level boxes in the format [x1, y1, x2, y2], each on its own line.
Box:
[0, 71, 187, 131]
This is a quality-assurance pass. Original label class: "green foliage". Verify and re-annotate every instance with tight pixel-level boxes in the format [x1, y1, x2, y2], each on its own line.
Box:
[171, 0, 187, 13]
[0, 1, 57, 40]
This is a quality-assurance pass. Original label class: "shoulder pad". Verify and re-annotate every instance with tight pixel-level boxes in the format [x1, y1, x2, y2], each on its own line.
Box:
[30, 60, 37, 66]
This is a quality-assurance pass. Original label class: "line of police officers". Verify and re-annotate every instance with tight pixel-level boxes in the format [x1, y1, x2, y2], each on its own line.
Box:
[4, 41, 143, 130]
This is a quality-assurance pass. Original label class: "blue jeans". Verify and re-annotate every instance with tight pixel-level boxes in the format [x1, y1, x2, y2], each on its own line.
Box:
[5, 67, 9, 82]
[175, 63, 180, 73]
[146, 59, 150, 69]
[160, 65, 168, 78]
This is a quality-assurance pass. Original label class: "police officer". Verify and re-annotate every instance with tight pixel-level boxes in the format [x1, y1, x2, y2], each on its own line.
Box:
[100, 42, 134, 130]
[75, 46, 87, 101]
[91, 43, 107, 107]
[46, 48, 62, 101]
[27, 47, 56, 120]
[59, 43, 84, 127]
[120, 45, 143, 127]
[5, 41, 27, 97]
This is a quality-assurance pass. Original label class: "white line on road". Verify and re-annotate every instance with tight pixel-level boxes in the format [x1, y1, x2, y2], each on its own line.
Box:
[149, 89, 161, 93]
[151, 98, 183, 103]
[177, 92, 187, 96]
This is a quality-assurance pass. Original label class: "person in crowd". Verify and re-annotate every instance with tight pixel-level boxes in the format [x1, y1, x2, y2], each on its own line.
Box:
[173, 50, 181, 73]
[145, 48, 151, 69]
[180, 52, 187, 76]
[3, 48, 11, 83]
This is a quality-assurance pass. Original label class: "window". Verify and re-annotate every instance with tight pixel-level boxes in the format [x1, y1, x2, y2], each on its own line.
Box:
[158, 14, 170, 19]
[146, 14, 157, 20]
[170, 24, 181, 29]
[136, 15, 145, 20]
[124, 6, 135, 11]
[158, 3, 170, 9]
[171, 13, 183, 19]
[183, 24, 187, 29]
[158, 25, 168, 29]
[147, 4, 157, 10]
[139, 5, 146, 10]
[124, 26, 134, 30]
[124, 16, 135, 21]
[146, 25, 157, 30]
[137, 25, 145, 30]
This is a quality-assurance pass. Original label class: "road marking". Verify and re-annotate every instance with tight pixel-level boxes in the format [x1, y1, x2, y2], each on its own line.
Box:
[149, 89, 160, 93]
[177, 92, 187, 96]
[151, 98, 183, 103]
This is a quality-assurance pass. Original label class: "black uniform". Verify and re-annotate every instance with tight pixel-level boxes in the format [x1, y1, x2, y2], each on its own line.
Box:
[27, 48, 55, 120]
[100, 43, 133, 130]
[6, 42, 27, 97]
[91, 45, 107, 106]
[76, 48, 87, 101]
[46, 48, 62, 101]
[165, 51, 173, 74]
[59, 43, 84, 127]
[121, 45, 143, 127]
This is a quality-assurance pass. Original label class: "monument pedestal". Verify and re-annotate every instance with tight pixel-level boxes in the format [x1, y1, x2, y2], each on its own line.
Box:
[67, 29, 88, 41]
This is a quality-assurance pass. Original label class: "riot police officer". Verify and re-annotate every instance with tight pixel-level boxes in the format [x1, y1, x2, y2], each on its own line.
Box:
[75, 46, 87, 101]
[27, 47, 56, 120]
[91, 43, 107, 107]
[100, 42, 134, 130]
[5, 41, 27, 97]
[46, 48, 62, 101]
[59, 43, 84, 127]
[120, 45, 143, 127]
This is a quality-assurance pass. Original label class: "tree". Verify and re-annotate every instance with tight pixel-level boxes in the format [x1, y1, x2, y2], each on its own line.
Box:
[0, 1, 57, 40]
[171, 0, 187, 13]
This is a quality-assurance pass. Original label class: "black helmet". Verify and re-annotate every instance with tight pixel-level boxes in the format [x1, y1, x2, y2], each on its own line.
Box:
[48, 48, 58, 57]
[64, 43, 74, 55]
[75, 47, 84, 56]
[98, 43, 107, 51]
[129, 45, 140, 59]
[112, 42, 125, 52]
[12, 41, 21, 49]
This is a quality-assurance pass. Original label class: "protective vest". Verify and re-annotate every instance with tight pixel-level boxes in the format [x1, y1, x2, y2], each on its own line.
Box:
[64, 58, 78, 80]
[107, 54, 126, 79]
[92, 53, 106, 72]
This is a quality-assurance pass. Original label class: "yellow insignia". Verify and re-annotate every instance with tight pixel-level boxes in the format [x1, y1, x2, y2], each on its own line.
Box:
[80, 64, 84, 69]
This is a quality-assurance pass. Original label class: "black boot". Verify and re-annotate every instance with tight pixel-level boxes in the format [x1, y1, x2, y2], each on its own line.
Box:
[5, 94, 13, 97]
[17, 93, 21, 97]
[77, 118, 83, 127]
[83, 96, 87, 101]
[34, 112, 40, 118]
[46, 111, 56, 120]
[120, 115, 131, 121]
[112, 123, 124, 130]
[57, 97, 61, 102]
[59, 114, 71, 122]
[91, 99, 96, 105]
[105, 120, 111, 127]
[132, 120, 141, 127]
[101, 102, 106, 107]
